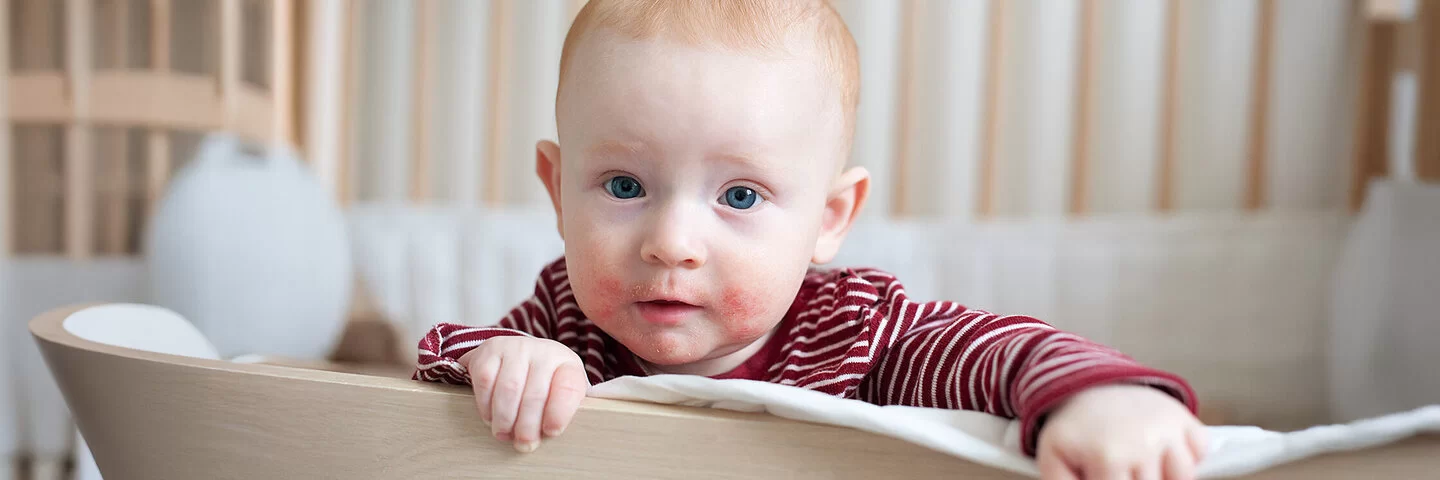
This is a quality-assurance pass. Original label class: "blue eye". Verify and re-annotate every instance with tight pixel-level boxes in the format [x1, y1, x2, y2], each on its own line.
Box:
[606, 176, 644, 199]
[723, 186, 759, 209]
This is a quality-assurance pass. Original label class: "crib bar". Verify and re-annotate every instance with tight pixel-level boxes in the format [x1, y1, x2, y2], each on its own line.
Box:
[96, 127, 127, 255]
[1067, 0, 1097, 215]
[64, 0, 94, 259]
[485, 0, 513, 206]
[975, 0, 1009, 219]
[143, 0, 172, 219]
[1352, 20, 1398, 210]
[304, 0, 345, 200]
[105, 0, 132, 69]
[409, 0, 433, 202]
[1417, 0, 1440, 180]
[891, 0, 918, 217]
[271, 0, 294, 147]
[100, 0, 132, 255]
[1155, 0, 1182, 212]
[1243, 0, 1276, 211]
[337, 0, 362, 205]
[219, 0, 241, 130]
[1, 0, 11, 257]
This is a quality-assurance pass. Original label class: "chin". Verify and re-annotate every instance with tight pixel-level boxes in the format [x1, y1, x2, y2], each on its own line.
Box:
[624, 331, 715, 366]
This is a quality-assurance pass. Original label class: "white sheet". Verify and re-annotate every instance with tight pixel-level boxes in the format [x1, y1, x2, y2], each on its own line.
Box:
[589, 375, 1440, 479]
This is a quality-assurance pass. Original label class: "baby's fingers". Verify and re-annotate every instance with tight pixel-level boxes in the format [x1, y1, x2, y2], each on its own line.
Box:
[542, 362, 589, 438]
[489, 356, 529, 442]
[1036, 446, 1079, 480]
[510, 361, 556, 452]
[1164, 444, 1196, 480]
[468, 353, 502, 424]
[1132, 460, 1161, 480]
[1187, 425, 1210, 462]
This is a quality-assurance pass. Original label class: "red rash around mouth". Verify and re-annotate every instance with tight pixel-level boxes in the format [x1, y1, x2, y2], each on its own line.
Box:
[721, 286, 763, 321]
[586, 274, 623, 319]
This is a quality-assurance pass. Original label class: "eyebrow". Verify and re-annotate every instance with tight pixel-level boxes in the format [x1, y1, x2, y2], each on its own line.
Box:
[585, 140, 648, 158]
[713, 152, 762, 169]
[711, 151, 785, 178]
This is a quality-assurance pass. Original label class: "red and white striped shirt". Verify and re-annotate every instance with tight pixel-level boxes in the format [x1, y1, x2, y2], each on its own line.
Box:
[415, 257, 1197, 455]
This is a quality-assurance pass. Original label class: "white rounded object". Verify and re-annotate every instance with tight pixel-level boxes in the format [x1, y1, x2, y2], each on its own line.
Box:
[145, 134, 352, 360]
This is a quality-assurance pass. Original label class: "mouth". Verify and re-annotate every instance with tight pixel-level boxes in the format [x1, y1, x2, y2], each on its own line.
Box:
[635, 298, 703, 326]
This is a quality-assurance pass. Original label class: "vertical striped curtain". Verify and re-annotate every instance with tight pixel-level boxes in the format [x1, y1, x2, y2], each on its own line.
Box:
[333, 0, 1361, 218]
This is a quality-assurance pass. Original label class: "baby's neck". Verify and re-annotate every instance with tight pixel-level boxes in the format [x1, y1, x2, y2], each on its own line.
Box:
[642, 328, 777, 377]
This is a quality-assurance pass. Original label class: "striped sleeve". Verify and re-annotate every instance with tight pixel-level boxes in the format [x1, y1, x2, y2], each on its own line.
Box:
[412, 263, 564, 385]
[859, 287, 1197, 456]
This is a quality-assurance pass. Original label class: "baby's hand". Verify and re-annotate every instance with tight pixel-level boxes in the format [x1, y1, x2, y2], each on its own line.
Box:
[458, 336, 590, 453]
[1036, 384, 1208, 480]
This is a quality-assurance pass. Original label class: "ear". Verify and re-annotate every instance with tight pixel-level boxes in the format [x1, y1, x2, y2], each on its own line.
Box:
[811, 166, 870, 264]
[536, 140, 564, 238]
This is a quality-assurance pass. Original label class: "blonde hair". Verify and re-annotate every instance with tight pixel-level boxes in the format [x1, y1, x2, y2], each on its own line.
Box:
[556, 0, 860, 146]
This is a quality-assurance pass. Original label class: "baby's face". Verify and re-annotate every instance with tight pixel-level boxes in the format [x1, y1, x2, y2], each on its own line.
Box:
[545, 31, 852, 372]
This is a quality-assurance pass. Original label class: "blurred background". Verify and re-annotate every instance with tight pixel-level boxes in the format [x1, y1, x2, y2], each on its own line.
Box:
[2, 0, 1439, 478]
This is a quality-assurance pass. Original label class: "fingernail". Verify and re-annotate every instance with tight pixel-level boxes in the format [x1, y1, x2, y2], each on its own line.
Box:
[515, 441, 540, 453]
[543, 425, 565, 437]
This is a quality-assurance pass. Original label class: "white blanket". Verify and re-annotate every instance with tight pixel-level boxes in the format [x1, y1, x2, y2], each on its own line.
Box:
[588, 375, 1440, 478]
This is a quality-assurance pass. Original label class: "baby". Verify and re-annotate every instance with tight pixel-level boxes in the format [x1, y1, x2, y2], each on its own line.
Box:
[415, 1, 1207, 478]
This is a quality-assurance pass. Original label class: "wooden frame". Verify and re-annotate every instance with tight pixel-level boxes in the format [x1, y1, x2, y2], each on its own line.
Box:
[1, 0, 11, 256]
[303, 0, 346, 201]
[1416, 0, 1440, 180]
[29, 304, 1440, 479]
[1155, 0, 1183, 212]
[484, 0, 514, 206]
[1244, 0, 1276, 212]
[6, 0, 1424, 252]
[1351, 18, 1398, 211]
[409, 0, 433, 202]
[975, 0, 1009, 219]
[5, 0, 298, 258]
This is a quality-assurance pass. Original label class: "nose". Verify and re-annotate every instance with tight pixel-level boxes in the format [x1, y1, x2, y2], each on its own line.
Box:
[640, 203, 706, 269]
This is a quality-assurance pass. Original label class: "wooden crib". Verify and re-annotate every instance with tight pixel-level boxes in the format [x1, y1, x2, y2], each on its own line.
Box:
[5, 0, 1440, 478]
[28, 304, 1440, 479]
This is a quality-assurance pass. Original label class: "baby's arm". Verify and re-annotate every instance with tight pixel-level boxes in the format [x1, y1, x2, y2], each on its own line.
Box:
[412, 261, 589, 452]
[857, 301, 1197, 457]
[412, 320, 533, 385]
[415, 301, 587, 453]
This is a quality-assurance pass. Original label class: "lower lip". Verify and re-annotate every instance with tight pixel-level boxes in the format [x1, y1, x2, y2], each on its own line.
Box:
[635, 301, 702, 326]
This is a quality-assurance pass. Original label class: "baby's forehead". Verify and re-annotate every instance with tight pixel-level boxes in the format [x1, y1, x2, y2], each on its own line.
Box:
[556, 0, 858, 126]
[565, 38, 839, 134]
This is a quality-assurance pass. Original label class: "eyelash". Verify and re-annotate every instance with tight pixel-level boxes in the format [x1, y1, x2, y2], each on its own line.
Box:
[597, 173, 773, 209]
[603, 174, 645, 200]
[718, 183, 768, 210]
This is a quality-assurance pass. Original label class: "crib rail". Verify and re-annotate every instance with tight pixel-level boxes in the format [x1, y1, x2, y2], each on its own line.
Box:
[26, 304, 1024, 479]
[28, 304, 1440, 480]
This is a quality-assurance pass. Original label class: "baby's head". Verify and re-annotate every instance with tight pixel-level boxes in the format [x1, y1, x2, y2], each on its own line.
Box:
[535, 0, 869, 374]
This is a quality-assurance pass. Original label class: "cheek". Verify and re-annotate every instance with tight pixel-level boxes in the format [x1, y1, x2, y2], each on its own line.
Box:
[567, 239, 627, 321]
[720, 286, 765, 321]
[719, 284, 781, 340]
